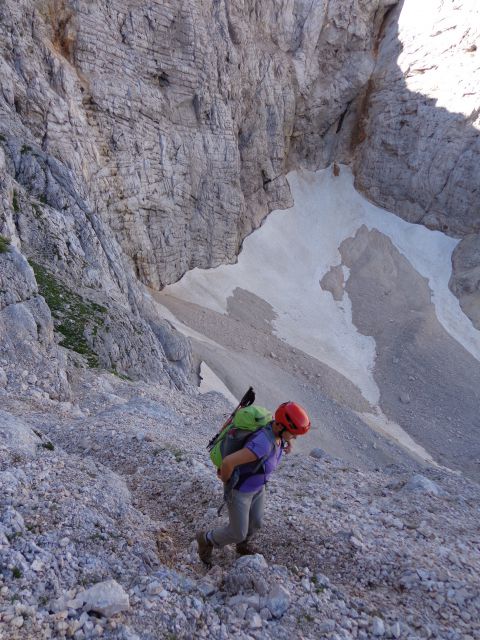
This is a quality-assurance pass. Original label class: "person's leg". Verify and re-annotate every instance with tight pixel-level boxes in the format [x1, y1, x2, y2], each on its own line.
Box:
[209, 490, 254, 548]
[236, 487, 265, 554]
[247, 486, 265, 538]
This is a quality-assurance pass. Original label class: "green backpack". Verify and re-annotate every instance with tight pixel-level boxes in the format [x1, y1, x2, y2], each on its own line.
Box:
[208, 405, 273, 469]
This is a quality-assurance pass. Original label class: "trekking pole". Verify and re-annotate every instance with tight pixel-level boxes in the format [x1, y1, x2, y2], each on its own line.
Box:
[206, 386, 255, 451]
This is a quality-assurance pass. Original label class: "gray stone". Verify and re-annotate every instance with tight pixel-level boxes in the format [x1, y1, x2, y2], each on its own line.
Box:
[265, 584, 290, 619]
[245, 608, 263, 629]
[197, 580, 217, 597]
[235, 553, 268, 571]
[314, 573, 331, 588]
[80, 580, 130, 618]
[372, 617, 385, 636]
[319, 620, 336, 633]
[320, 265, 345, 301]
[404, 475, 442, 496]
[450, 234, 480, 330]
[0, 411, 39, 456]
[309, 448, 327, 460]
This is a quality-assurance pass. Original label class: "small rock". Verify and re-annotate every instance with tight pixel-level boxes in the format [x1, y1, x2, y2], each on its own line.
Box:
[372, 616, 385, 636]
[314, 573, 330, 588]
[146, 581, 164, 596]
[235, 554, 268, 572]
[399, 392, 411, 404]
[265, 584, 290, 618]
[10, 616, 24, 628]
[309, 448, 326, 459]
[245, 608, 263, 629]
[390, 622, 401, 638]
[301, 577, 311, 591]
[349, 535, 364, 549]
[80, 579, 130, 617]
[404, 474, 442, 496]
[31, 559, 44, 572]
[319, 620, 336, 633]
[197, 580, 217, 597]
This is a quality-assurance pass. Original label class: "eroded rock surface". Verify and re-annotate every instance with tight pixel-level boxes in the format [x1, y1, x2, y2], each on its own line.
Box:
[353, 0, 479, 236]
[0, 242, 71, 400]
[449, 234, 480, 331]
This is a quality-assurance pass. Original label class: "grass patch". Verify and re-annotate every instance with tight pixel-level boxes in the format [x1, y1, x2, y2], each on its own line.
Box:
[12, 190, 19, 213]
[109, 369, 132, 381]
[0, 235, 10, 253]
[12, 566, 23, 579]
[29, 261, 107, 368]
[41, 441, 55, 451]
[32, 203, 44, 219]
[167, 445, 185, 462]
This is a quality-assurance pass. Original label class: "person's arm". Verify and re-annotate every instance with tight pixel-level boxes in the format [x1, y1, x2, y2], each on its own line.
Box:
[219, 447, 258, 483]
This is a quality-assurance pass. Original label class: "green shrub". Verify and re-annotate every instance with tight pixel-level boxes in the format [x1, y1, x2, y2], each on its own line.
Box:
[29, 261, 107, 368]
[12, 191, 19, 212]
[12, 566, 22, 579]
[0, 235, 10, 253]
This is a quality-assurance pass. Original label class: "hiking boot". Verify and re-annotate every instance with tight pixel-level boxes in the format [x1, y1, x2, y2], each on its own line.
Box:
[196, 531, 213, 564]
[235, 540, 258, 556]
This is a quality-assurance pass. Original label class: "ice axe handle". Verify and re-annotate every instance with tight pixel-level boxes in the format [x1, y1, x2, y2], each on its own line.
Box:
[206, 386, 255, 451]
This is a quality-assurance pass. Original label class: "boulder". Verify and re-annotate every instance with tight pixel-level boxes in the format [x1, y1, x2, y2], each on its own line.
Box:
[265, 584, 290, 619]
[404, 474, 442, 496]
[80, 579, 130, 618]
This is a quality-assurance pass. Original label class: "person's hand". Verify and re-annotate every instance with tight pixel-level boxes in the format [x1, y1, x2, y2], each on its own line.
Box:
[283, 441, 293, 454]
[218, 448, 257, 483]
[219, 460, 232, 483]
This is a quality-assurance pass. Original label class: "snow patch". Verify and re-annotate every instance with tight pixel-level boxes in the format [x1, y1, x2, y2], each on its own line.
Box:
[166, 167, 480, 404]
[199, 362, 238, 406]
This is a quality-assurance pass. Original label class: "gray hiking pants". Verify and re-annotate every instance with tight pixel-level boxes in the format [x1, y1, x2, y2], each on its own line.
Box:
[210, 487, 265, 548]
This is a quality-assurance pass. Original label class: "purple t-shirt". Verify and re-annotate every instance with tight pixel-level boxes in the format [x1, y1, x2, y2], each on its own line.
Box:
[237, 426, 283, 493]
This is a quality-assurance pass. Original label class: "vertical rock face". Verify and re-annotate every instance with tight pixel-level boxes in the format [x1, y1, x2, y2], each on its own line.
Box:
[0, 0, 478, 382]
[0, 243, 71, 400]
[351, 0, 480, 329]
[449, 235, 480, 331]
[0, 0, 393, 285]
[353, 0, 479, 237]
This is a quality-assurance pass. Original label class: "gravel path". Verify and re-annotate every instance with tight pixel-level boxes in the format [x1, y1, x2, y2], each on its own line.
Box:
[1, 369, 479, 640]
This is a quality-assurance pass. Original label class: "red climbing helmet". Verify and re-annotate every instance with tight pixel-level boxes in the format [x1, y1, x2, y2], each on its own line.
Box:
[275, 402, 311, 435]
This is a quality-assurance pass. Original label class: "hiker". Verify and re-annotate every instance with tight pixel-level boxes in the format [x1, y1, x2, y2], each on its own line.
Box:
[196, 401, 310, 562]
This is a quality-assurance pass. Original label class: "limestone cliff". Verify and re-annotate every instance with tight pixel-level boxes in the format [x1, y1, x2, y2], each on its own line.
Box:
[0, 0, 478, 387]
[352, 0, 479, 327]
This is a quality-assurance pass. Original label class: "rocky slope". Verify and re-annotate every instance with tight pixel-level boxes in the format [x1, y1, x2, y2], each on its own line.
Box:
[1, 3, 479, 637]
[1, 370, 479, 640]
